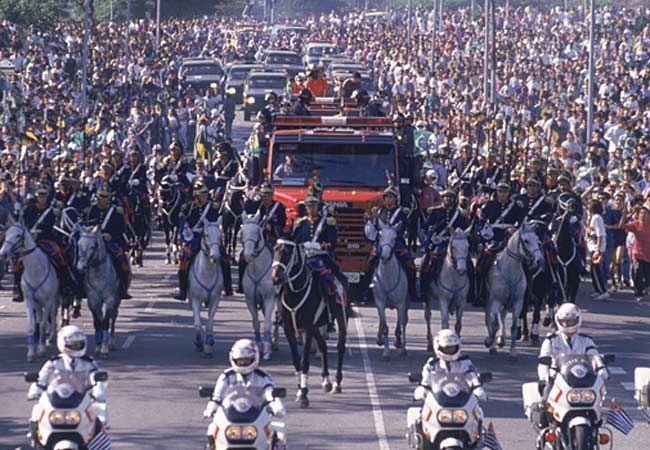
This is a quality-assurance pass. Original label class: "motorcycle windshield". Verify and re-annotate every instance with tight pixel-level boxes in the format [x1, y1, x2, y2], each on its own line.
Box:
[429, 373, 472, 407]
[222, 386, 264, 423]
[46, 371, 89, 409]
[555, 354, 598, 388]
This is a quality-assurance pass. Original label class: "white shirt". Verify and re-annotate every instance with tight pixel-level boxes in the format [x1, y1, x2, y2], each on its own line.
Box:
[587, 213, 606, 253]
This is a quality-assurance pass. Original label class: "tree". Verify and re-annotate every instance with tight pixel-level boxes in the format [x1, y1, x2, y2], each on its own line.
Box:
[0, 0, 67, 29]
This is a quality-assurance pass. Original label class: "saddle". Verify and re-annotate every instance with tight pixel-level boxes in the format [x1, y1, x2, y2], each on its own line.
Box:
[36, 240, 68, 270]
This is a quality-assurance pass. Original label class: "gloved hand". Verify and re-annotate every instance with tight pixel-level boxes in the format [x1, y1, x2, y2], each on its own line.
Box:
[474, 386, 487, 402]
[203, 401, 218, 419]
[413, 385, 427, 401]
[537, 380, 546, 397]
[169, 173, 178, 182]
[268, 398, 285, 418]
[27, 383, 42, 401]
[129, 179, 140, 187]
[102, 233, 111, 241]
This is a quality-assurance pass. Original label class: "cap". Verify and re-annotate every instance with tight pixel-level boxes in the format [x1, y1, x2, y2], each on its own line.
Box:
[382, 184, 399, 198]
[193, 184, 208, 196]
[36, 185, 49, 196]
[441, 189, 457, 198]
[525, 177, 542, 186]
[97, 186, 113, 199]
[496, 181, 511, 191]
[260, 182, 274, 196]
[557, 174, 571, 184]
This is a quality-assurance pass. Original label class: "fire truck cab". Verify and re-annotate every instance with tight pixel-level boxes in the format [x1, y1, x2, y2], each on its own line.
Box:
[267, 113, 399, 298]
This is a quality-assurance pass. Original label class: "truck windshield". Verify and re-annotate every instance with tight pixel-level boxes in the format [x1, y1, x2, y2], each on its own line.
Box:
[271, 142, 395, 187]
[181, 64, 222, 77]
[248, 76, 286, 89]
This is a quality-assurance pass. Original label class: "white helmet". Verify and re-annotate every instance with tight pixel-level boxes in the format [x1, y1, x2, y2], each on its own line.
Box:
[433, 329, 461, 362]
[229, 339, 259, 375]
[555, 303, 582, 336]
[425, 169, 438, 183]
[57, 325, 87, 358]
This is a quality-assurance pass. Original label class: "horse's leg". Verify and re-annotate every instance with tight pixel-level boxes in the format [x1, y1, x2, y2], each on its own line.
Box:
[424, 287, 434, 352]
[484, 299, 499, 354]
[36, 304, 48, 357]
[25, 299, 37, 362]
[272, 295, 281, 351]
[510, 293, 525, 360]
[46, 297, 59, 348]
[282, 311, 302, 400]
[298, 329, 312, 408]
[518, 288, 530, 342]
[455, 295, 465, 337]
[190, 298, 204, 352]
[333, 304, 347, 391]
[262, 292, 274, 360]
[397, 298, 408, 356]
[312, 329, 331, 393]
[99, 298, 111, 358]
[376, 299, 390, 361]
[245, 290, 262, 344]
[108, 299, 119, 351]
[439, 295, 450, 330]
[204, 296, 219, 357]
[498, 306, 507, 348]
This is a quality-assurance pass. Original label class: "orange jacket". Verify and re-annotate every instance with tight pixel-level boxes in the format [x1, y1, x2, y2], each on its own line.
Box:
[305, 78, 328, 97]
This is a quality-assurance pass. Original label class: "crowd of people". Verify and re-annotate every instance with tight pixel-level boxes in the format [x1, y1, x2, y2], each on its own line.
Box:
[0, 3, 648, 307]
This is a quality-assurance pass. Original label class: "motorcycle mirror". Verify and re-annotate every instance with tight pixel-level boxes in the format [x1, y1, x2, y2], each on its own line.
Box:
[408, 372, 422, 383]
[603, 354, 615, 365]
[93, 371, 109, 382]
[479, 372, 493, 384]
[24, 372, 38, 383]
[272, 388, 287, 399]
[198, 386, 214, 398]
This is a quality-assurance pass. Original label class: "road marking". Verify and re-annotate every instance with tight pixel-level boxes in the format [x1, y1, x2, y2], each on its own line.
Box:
[121, 335, 136, 350]
[621, 382, 635, 391]
[353, 309, 390, 450]
[608, 366, 626, 375]
[163, 274, 171, 281]
[146, 298, 155, 311]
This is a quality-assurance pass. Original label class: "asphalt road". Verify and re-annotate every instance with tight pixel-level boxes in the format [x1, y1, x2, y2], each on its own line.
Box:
[0, 113, 648, 450]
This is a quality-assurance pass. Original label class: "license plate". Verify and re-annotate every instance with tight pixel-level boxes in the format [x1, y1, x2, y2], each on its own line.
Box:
[343, 272, 360, 283]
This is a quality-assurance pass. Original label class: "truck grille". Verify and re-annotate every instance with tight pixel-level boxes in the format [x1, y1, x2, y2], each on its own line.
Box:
[334, 207, 371, 273]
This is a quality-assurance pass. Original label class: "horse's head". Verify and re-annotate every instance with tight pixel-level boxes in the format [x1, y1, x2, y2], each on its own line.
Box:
[378, 220, 397, 261]
[202, 218, 223, 264]
[0, 223, 28, 259]
[76, 226, 102, 272]
[518, 222, 544, 269]
[272, 238, 296, 286]
[448, 228, 470, 275]
[240, 211, 263, 263]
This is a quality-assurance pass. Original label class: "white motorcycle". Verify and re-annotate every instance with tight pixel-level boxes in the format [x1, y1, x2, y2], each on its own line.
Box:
[406, 371, 492, 450]
[522, 353, 615, 450]
[25, 370, 109, 450]
[199, 384, 287, 450]
[634, 367, 650, 423]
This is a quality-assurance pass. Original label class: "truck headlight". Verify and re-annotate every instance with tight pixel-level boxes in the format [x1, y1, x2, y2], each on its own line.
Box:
[210, 82, 218, 89]
[246, 97, 256, 105]
[567, 389, 596, 405]
[226, 87, 236, 95]
[49, 410, 81, 426]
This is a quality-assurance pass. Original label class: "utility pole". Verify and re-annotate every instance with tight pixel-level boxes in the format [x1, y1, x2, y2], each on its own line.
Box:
[470, 0, 474, 21]
[110, 0, 113, 21]
[156, 0, 161, 52]
[438, 0, 443, 26]
[81, 0, 89, 118]
[407, 0, 413, 43]
[490, 0, 496, 107]
[483, 0, 490, 105]
[125, 0, 131, 76]
[431, 0, 438, 72]
[586, 0, 595, 144]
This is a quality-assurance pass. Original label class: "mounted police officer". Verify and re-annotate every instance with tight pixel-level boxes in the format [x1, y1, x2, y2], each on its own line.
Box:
[552, 174, 583, 220]
[420, 189, 472, 297]
[173, 181, 233, 301]
[292, 193, 341, 319]
[213, 143, 240, 196]
[475, 181, 523, 306]
[367, 183, 417, 302]
[237, 182, 286, 293]
[84, 185, 132, 299]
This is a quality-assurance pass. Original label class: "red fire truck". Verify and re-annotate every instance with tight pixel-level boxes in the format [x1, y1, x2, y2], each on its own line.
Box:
[267, 114, 399, 299]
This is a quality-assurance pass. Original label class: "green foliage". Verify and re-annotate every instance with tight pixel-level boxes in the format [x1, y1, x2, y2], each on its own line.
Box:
[0, 0, 66, 29]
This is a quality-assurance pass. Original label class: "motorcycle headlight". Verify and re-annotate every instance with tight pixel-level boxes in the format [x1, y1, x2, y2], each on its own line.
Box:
[242, 425, 258, 441]
[453, 409, 468, 424]
[567, 389, 596, 405]
[49, 410, 80, 426]
[246, 97, 256, 104]
[225, 425, 242, 441]
[437, 409, 453, 424]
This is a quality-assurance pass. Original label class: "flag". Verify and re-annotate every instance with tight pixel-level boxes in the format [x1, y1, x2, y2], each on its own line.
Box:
[248, 131, 260, 157]
[604, 399, 634, 435]
[88, 424, 111, 450]
[482, 421, 503, 450]
[414, 130, 432, 155]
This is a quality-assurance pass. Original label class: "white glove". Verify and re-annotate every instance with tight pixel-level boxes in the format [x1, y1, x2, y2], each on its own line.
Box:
[169, 173, 178, 182]
[129, 179, 140, 187]
[203, 401, 218, 419]
[182, 225, 194, 242]
[27, 383, 42, 401]
[569, 216, 578, 224]
[268, 398, 285, 418]
[303, 241, 321, 252]
[102, 233, 112, 241]
[474, 386, 487, 402]
[413, 385, 427, 401]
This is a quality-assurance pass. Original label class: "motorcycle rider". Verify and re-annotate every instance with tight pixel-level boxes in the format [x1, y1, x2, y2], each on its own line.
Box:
[27, 325, 107, 439]
[202, 339, 285, 419]
[536, 303, 609, 427]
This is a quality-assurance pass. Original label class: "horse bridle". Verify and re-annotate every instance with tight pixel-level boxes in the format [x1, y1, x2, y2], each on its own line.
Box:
[446, 235, 468, 273]
[201, 223, 221, 257]
[3, 224, 36, 257]
[378, 226, 397, 261]
[77, 233, 102, 268]
[507, 228, 542, 265]
[272, 239, 309, 293]
[241, 220, 266, 259]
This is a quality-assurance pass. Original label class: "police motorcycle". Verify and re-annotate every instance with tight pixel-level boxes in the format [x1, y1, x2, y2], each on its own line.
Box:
[406, 371, 493, 450]
[24, 370, 109, 450]
[634, 367, 650, 423]
[199, 385, 287, 450]
[522, 353, 615, 450]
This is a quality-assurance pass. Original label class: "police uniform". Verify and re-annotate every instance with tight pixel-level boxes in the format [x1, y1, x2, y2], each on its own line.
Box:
[213, 153, 240, 192]
[292, 100, 310, 116]
[84, 193, 132, 299]
[174, 187, 233, 300]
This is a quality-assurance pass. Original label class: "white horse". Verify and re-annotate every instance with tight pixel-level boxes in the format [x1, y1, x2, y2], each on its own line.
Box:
[370, 221, 409, 360]
[188, 219, 224, 357]
[484, 223, 544, 359]
[0, 223, 60, 361]
[240, 212, 276, 360]
[424, 228, 470, 349]
[76, 227, 121, 358]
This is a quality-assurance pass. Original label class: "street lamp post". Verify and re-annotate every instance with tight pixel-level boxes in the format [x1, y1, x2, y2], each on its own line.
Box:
[81, 0, 89, 118]
[407, 0, 413, 43]
[586, 0, 595, 144]
[483, 0, 489, 104]
[490, 0, 496, 107]
[156, 0, 161, 52]
[431, 0, 438, 72]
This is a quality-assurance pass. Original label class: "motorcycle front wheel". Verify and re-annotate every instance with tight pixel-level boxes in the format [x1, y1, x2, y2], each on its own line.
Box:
[570, 424, 594, 450]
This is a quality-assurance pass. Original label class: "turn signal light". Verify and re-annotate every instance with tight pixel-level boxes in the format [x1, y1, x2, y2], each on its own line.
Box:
[544, 431, 557, 443]
[599, 433, 610, 445]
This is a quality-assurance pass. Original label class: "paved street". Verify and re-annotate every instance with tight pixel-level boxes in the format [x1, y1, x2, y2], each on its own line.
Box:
[0, 114, 648, 450]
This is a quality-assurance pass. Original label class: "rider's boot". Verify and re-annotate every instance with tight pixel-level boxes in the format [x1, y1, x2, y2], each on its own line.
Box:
[12, 268, 23, 303]
[119, 269, 133, 300]
[406, 266, 419, 303]
[173, 268, 188, 300]
[237, 253, 247, 294]
[367, 256, 378, 289]
[220, 257, 234, 296]
[466, 260, 476, 305]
